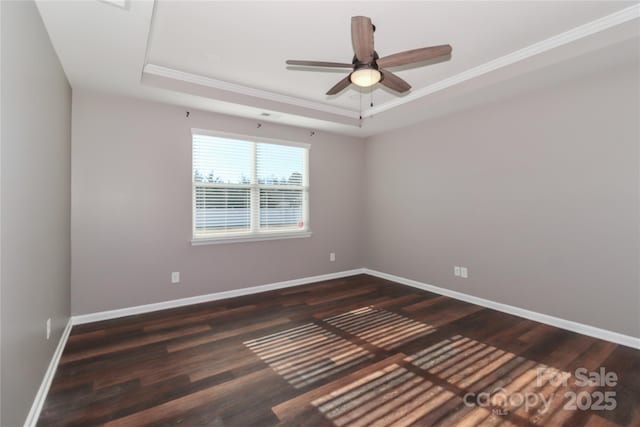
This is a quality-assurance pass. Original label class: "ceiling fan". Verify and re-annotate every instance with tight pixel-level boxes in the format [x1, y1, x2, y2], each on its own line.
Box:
[286, 16, 452, 95]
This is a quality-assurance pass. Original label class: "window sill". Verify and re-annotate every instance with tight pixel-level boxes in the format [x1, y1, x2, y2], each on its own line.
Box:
[191, 231, 312, 246]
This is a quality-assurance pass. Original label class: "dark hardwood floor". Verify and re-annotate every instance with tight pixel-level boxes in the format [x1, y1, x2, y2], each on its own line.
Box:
[38, 274, 640, 426]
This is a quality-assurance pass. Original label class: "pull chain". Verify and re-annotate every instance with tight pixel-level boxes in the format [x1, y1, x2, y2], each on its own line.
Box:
[359, 90, 363, 127]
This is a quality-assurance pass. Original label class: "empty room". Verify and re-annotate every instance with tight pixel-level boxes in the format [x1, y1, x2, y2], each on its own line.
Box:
[1, 1, 639, 426]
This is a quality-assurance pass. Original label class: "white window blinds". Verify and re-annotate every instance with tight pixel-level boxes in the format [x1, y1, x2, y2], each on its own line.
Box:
[192, 132, 309, 241]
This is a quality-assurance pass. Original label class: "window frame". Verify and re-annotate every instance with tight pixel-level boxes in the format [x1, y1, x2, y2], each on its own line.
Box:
[190, 129, 311, 245]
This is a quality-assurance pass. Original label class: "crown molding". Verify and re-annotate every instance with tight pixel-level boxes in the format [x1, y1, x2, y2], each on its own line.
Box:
[363, 4, 640, 117]
[143, 63, 361, 120]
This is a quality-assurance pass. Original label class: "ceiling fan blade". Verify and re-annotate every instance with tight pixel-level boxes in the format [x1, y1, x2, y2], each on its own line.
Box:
[377, 45, 452, 68]
[326, 75, 352, 95]
[380, 70, 411, 93]
[286, 60, 353, 68]
[351, 16, 375, 63]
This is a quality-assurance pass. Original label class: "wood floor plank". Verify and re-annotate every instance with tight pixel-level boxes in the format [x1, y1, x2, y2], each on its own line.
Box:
[103, 368, 275, 427]
[142, 304, 259, 332]
[166, 316, 291, 353]
[37, 274, 640, 427]
[61, 324, 211, 364]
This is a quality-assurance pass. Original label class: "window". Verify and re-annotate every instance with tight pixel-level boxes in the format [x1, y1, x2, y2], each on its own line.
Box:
[192, 130, 310, 243]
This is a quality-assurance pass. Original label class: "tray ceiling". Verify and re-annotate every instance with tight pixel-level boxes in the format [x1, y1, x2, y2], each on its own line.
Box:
[37, 1, 640, 136]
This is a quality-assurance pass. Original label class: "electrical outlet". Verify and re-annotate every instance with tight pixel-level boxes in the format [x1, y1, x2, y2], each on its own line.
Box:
[46, 318, 51, 340]
[171, 272, 180, 284]
[454, 266, 461, 277]
[329, 252, 336, 262]
[460, 267, 468, 279]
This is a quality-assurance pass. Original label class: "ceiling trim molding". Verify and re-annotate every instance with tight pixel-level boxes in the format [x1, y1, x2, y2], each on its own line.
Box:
[143, 64, 361, 119]
[363, 3, 640, 117]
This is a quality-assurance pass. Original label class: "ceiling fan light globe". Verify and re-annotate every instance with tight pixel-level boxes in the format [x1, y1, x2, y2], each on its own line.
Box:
[350, 68, 381, 87]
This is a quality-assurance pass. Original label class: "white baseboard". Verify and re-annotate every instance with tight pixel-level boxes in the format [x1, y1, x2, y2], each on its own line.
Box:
[69, 266, 640, 350]
[72, 268, 366, 325]
[23, 318, 73, 427]
[364, 268, 640, 350]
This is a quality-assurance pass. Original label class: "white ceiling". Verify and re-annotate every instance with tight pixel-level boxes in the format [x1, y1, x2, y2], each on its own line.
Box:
[36, 1, 640, 137]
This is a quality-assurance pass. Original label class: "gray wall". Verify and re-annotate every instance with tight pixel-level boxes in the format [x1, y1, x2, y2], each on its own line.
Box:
[72, 63, 639, 339]
[71, 90, 365, 315]
[0, 1, 72, 426]
[365, 62, 639, 337]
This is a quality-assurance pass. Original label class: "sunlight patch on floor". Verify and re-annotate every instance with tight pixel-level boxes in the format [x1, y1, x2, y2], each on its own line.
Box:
[325, 307, 435, 350]
[245, 323, 373, 388]
[311, 362, 457, 427]
[407, 335, 575, 426]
